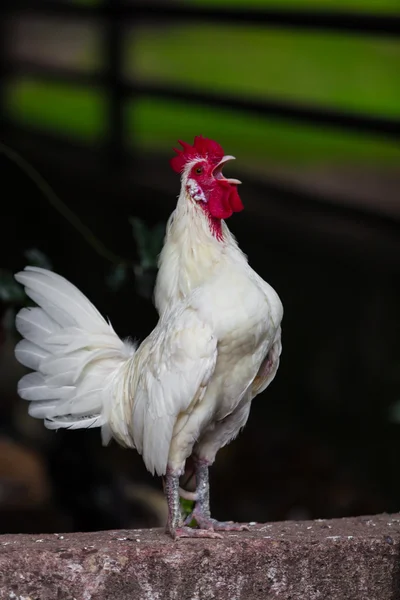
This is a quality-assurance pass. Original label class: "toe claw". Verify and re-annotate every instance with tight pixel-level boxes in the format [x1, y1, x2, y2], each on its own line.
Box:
[171, 526, 223, 540]
[202, 519, 249, 532]
[189, 511, 249, 532]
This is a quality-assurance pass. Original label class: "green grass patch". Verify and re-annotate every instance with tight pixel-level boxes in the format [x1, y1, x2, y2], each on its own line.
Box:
[128, 98, 400, 168]
[71, 0, 400, 12]
[128, 26, 400, 119]
[193, 0, 400, 11]
[5, 79, 107, 141]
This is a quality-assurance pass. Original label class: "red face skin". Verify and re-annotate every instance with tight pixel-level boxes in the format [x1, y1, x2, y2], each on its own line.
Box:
[187, 159, 243, 223]
[170, 136, 244, 239]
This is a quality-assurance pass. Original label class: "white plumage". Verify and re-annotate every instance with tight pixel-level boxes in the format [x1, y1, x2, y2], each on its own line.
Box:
[15, 267, 135, 430]
[14, 141, 283, 537]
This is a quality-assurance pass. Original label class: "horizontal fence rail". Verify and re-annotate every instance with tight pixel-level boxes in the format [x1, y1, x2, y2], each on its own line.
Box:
[11, 1, 400, 37]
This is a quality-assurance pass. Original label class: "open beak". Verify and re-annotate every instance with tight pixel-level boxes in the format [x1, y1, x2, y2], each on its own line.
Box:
[212, 155, 242, 185]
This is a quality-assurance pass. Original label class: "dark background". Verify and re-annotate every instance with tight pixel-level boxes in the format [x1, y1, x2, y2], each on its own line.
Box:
[0, 0, 399, 534]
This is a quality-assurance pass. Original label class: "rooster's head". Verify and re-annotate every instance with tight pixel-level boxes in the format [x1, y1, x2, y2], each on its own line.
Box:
[170, 136, 243, 221]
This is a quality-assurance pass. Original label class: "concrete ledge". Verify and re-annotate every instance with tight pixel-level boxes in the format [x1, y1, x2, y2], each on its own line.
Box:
[0, 514, 399, 600]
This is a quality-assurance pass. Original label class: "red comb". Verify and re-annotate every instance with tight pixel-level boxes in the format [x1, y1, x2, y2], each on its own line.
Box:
[170, 135, 224, 173]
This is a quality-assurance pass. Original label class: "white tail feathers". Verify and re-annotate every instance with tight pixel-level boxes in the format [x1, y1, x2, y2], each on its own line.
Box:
[14, 267, 135, 436]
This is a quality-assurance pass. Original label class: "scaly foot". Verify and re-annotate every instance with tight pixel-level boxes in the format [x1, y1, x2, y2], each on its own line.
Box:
[185, 509, 249, 532]
[206, 520, 249, 532]
[169, 525, 223, 540]
[181, 459, 250, 533]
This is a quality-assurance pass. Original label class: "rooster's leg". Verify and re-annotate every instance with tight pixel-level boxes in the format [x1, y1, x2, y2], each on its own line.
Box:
[186, 459, 249, 532]
[165, 469, 222, 539]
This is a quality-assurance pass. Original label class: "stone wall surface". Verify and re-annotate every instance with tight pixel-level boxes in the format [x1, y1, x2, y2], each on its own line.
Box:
[0, 513, 400, 600]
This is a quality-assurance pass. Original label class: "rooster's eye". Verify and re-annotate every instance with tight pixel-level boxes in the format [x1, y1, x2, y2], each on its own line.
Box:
[195, 167, 203, 174]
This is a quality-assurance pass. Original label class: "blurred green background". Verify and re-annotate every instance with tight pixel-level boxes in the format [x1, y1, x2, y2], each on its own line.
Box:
[6, 0, 400, 174]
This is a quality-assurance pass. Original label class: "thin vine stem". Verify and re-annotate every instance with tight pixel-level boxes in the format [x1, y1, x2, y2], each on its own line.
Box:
[0, 140, 128, 266]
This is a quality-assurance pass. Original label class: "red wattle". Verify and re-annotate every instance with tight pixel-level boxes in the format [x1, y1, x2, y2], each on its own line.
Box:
[228, 185, 244, 213]
[208, 181, 244, 220]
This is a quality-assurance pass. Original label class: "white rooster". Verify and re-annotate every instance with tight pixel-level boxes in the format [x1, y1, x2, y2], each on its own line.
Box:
[14, 136, 283, 538]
